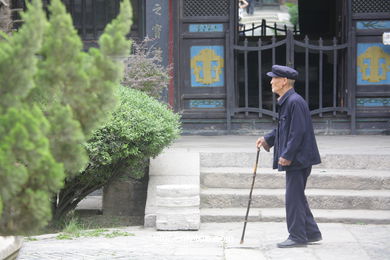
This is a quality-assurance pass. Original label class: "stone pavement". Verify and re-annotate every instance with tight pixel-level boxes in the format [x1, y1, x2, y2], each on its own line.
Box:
[15, 135, 390, 259]
[18, 222, 390, 260]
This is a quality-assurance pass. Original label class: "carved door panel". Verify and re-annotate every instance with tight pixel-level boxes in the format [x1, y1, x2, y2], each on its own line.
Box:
[176, 0, 230, 119]
[354, 17, 390, 118]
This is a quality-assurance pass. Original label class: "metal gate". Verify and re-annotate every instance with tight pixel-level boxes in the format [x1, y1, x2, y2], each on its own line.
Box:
[226, 30, 354, 130]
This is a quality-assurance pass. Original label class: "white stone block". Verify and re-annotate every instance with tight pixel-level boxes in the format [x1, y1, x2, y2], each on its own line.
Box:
[156, 209, 200, 231]
[157, 185, 199, 197]
[156, 196, 200, 208]
[150, 150, 199, 176]
[155, 185, 200, 230]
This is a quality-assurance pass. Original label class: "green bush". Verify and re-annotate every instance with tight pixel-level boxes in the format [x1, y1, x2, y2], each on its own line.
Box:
[54, 87, 181, 220]
[0, 106, 64, 235]
[0, 0, 132, 234]
[285, 3, 299, 27]
[0, 0, 60, 235]
[122, 38, 170, 99]
[28, 0, 133, 176]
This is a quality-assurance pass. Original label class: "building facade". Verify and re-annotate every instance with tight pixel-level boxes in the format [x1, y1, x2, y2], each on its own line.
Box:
[8, 0, 390, 134]
[165, 0, 390, 134]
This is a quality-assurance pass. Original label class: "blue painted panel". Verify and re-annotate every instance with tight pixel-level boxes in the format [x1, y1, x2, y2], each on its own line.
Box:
[190, 46, 224, 87]
[357, 21, 390, 30]
[356, 98, 390, 107]
[189, 24, 224, 32]
[189, 99, 225, 109]
[356, 43, 390, 85]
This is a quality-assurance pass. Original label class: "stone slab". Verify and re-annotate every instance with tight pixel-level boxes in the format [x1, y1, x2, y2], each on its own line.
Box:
[201, 188, 390, 210]
[145, 149, 200, 228]
[144, 175, 200, 227]
[156, 185, 200, 230]
[156, 212, 200, 231]
[76, 196, 102, 211]
[156, 185, 199, 197]
[201, 167, 390, 190]
[200, 152, 390, 169]
[149, 149, 199, 176]
[0, 236, 23, 260]
[156, 196, 200, 208]
[200, 208, 390, 224]
[225, 249, 266, 260]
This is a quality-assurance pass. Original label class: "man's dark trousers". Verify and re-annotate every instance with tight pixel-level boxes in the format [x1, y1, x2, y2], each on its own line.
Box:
[285, 167, 321, 243]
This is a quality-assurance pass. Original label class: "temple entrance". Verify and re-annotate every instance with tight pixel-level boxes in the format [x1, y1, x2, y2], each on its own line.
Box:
[175, 0, 389, 133]
[233, 0, 351, 120]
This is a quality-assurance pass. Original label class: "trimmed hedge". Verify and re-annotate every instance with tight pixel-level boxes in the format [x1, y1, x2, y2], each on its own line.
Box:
[53, 86, 181, 220]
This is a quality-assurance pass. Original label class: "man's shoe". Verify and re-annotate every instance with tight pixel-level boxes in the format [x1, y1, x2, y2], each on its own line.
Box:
[277, 239, 307, 248]
[308, 235, 322, 243]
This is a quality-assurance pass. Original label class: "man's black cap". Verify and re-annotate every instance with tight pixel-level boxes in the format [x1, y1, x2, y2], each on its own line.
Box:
[266, 65, 298, 80]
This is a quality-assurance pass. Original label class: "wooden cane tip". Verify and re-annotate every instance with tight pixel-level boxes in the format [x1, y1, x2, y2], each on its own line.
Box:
[240, 239, 244, 244]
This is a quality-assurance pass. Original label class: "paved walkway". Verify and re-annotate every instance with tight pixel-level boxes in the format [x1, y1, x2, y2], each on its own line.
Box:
[18, 222, 390, 260]
[17, 135, 390, 259]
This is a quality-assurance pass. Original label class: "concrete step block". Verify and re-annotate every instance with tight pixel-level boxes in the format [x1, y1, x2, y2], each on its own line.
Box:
[200, 208, 390, 224]
[156, 196, 200, 208]
[156, 184, 200, 208]
[157, 185, 199, 197]
[200, 188, 390, 210]
[201, 167, 390, 190]
[156, 208, 200, 231]
[144, 176, 199, 228]
[0, 236, 23, 260]
[156, 185, 200, 230]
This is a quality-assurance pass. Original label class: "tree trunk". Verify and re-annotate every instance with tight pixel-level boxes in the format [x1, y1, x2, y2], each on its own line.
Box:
[0, 0, 13, 34]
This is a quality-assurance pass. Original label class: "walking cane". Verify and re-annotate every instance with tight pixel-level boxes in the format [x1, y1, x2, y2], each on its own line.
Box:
[240, 147, 260, 244]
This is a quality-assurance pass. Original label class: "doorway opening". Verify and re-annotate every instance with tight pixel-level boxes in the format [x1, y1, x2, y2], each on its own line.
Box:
[234, 0, 349, 116]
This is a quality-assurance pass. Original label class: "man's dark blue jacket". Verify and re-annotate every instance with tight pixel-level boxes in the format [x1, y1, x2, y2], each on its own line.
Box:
[264, 88, 321, 171]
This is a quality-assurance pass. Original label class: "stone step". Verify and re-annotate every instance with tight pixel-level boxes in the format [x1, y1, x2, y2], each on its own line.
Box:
[200, 208, 390, 224]
[75, 195, 102, 215]
[201, 167, 390, 190]
[200, 152, 390, 170]
[201, 188, 390, 210]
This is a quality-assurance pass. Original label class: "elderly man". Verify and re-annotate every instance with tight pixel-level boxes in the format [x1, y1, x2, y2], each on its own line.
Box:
[256, 65, 322, 248]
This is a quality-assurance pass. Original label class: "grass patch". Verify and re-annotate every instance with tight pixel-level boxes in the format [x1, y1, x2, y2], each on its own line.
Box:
[24, 211, 142, 239]
[55, 216, 135, 240]
[75, 214, 143, 229]
[104, 230, 135, 238]
[355, 222, 367, 225]
[25, 237, 38, 242]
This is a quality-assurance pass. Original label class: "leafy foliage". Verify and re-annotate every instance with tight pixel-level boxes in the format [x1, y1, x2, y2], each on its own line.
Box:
[87, 87, 181, 172]
[0, 0, 46, 111]
[0, 106, 64, 235]
[285, 3, 299, 27]
[54, 87, 181, 220]
[0, 0, 58, 235]
[0, 0, 132, 235]
[28, 0, 133, 175]
[122, 38, 170, 99]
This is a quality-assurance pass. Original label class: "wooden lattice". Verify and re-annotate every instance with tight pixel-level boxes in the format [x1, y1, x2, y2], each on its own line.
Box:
[183, 0, 229, 17]
[352, 0, 390, 13]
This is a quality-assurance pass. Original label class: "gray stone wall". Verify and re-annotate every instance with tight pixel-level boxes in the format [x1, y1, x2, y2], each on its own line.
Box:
[145, 0, 170, 102]
[103, 175, 148, 217]
[145, 0, 169, 66]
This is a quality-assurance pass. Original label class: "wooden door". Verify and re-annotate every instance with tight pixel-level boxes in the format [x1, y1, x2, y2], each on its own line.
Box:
[176, 0, 231, 119]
